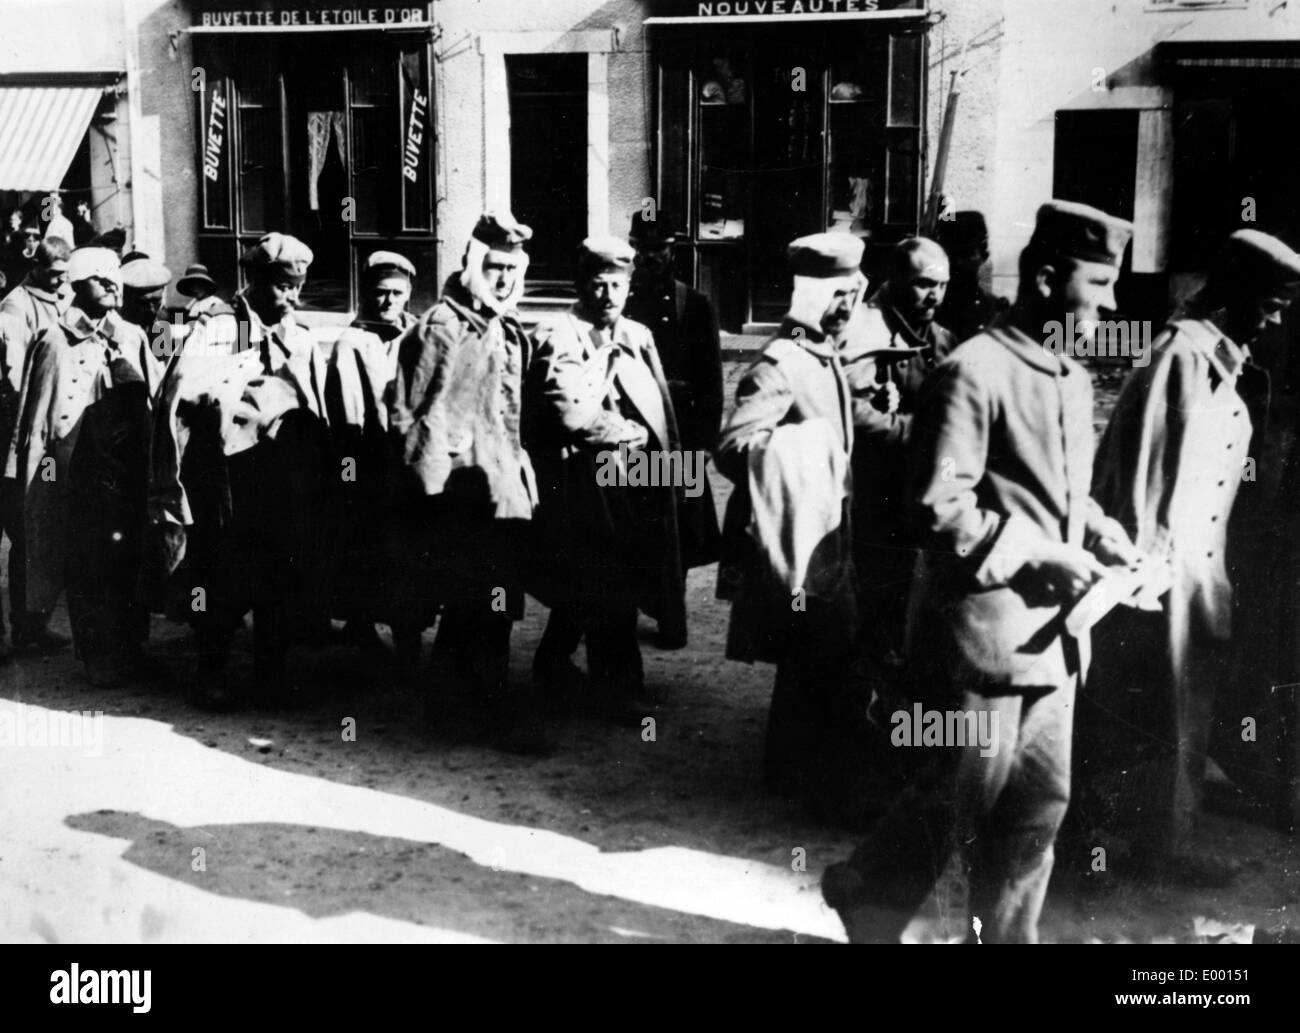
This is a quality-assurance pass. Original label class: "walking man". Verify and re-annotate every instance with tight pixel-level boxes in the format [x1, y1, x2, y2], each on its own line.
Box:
[823, 201, 1139, 943]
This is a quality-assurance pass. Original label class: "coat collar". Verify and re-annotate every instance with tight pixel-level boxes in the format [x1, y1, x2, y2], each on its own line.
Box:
[985, 312, 1076, 377]
[60, 305, 120, 345]
[777, 316, 839, 360]
[17, 278, 63, 307]
[1172, 317, 1247, 384]
[349, 310, 415, 342]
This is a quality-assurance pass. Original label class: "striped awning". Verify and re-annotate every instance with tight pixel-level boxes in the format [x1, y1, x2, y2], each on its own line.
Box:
[0, 86, 103, 192]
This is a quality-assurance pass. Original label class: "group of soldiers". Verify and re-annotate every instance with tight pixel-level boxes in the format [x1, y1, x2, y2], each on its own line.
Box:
[2, 190, 1298, 943]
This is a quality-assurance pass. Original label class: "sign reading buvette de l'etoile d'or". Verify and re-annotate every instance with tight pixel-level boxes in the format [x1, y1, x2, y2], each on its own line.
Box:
[195, 6, 430, 28]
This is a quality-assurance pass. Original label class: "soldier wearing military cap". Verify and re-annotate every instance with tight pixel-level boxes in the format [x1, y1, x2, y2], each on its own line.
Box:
[1087, 228, 1300, 882]
[326, 249, 418, 655]
[823, 200, 1141, 943]
[118, 253, 172, 337]
[715, 231, 871, 804]
[525, 233, 684, 725]
[934, 211, 1010, 343]
[625, 209, 724, 634]
[6, 246, 162, 673]
[386, 213, 546, 749]
[147, 232, 332, 708]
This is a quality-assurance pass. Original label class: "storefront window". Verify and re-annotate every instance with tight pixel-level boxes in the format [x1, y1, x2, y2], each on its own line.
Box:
[655, 23, 926, 328]
[193, 33, 436, 313]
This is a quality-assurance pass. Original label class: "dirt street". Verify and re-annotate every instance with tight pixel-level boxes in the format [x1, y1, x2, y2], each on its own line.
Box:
[1, 354, 1296, 944]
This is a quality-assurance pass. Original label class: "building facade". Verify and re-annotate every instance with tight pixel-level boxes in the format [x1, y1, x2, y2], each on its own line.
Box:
[3, 0, 1298, 331]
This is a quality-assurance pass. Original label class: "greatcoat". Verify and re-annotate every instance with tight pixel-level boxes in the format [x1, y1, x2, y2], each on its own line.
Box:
[524, 304, 684, 631]
[5, 307, 159, 613]
[908, 322, 1113, 692]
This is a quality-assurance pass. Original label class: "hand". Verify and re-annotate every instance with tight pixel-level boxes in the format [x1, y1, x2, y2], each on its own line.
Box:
[1090, 517, 1140, 568]
[620, 421, 650, 450]
[1021, 542, 1107, 603]
[870, 382, 900, 416]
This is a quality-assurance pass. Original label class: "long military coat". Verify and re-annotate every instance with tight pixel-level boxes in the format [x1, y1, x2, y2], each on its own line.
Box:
[714, 319, 857, 664]
[524, 304, 684, 629]
[909, 321, 1113, 692]
[626, 274, 723, 568]
[6, 307, 158, 613]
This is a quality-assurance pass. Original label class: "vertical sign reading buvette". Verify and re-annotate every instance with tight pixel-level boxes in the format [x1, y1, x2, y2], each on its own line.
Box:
[400, 46, 433, 231]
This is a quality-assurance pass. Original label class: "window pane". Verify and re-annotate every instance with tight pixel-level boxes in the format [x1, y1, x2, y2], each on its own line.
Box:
[885, 132, 920, 224]
[399, 46, 433, 232]
[350, 55, 395, 107]
[199, 78, 232, 229]
[888, 33, 922, 128]
[238, 104, 279, 232]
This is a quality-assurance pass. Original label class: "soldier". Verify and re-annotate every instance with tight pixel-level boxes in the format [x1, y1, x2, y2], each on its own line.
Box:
[7, 247, 161, 671]
[526, 236, 684, 725]
[843, 236, 957, 674]
[934, 211, 1009, 343]
[625, 209, 723, 647]
[387, 214, 544, 751]
[147, 232, 331, 708]
[118, 253, 172, 338]
[715, 232, 870, 802]
[326, 250, 418, 654]
[823, 201, 1140, 943]
[1087, 229, 1300, 881]
[0, 237, 70, 660]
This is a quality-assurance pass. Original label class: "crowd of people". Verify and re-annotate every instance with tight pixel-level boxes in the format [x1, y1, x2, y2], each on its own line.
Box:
[1, 193, 1297, 943]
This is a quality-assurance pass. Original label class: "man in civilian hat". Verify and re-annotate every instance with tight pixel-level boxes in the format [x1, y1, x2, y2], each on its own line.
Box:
[6, 246, 161, 667]
[625, 208, 723, 648]
[934, 210, 1009, 343]
[148, 231, 332, 707]
[823, 200, 1141, 943]
[843, 236, 957, 677]
[176, 263, 225, 319]
[389, 214, 546, 748]
[326, 250, 417, 654]
[715, 231, 870, 805]
[0, 236, 71, 661]
[1085, 228, 1300, 881]
[525, 234, 684, 725]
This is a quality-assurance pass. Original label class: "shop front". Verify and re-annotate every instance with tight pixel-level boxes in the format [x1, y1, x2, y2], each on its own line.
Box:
[645, 0, 930, 330]
[189, 2, 437, 314]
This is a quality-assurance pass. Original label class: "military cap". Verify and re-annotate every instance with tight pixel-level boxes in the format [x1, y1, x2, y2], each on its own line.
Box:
[577, 235, 635, 277]
[363, 250, 416, 283]
[240, 232, 314, 281]
[1028, 200, 1132, 267]
[177, 263, 218, 297]
[629, 209, 679, 247]
[66, 246, 120, 286]
[788, 232, 865, 278]
[120, 254, 172, 292]
[1217, 230, 1300, 299]
[935, 211, 989, 252]
[472, 211, 532, 252]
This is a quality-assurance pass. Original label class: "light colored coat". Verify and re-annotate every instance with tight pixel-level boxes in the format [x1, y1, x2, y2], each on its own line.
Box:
[909, 321, 1112, 689]
[715, 322, 857, 663]
[1093, 318, 1252, 645]
[6, 307, 158, 612]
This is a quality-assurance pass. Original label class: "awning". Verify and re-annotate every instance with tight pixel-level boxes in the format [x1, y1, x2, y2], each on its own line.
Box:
[0, 86, 103, 192]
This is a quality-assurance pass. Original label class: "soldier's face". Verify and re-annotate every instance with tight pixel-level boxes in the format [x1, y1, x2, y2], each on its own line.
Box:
[634, 243, 674, 279]
[482, 250, 523, 303]
[898, 257, 950, 327]
[32, 259, 68, 294]
[74, 275, 120, 317]
[252, 277, 303, 321]
[124, 287, 164, 328]
[1228, 294, 1290, 345]
[582, 271, 630, 328]
[1048, 259, 1118, 340]
[365, 275, 411, 325]
[819, 284, 860, 340]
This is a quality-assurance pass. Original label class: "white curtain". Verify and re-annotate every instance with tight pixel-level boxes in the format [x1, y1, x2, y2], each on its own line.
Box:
[306, 111, 346, 211]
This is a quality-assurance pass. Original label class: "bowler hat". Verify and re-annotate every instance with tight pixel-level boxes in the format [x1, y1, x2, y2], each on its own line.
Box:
[177, 263, 218, 297]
